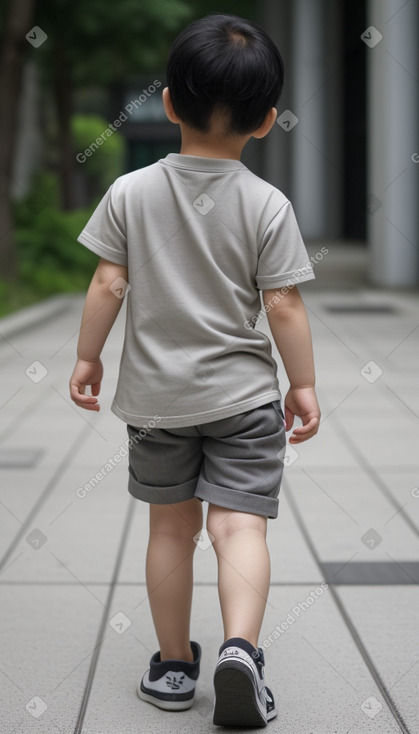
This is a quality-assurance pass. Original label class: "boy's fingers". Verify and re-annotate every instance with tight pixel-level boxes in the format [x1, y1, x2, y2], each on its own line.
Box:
[74, 401, 100, 412]
[91, 382, 101, 396]
[70, 383, 100, 408]
[289, 416, 319, 441]
[295, 416, 318, 433]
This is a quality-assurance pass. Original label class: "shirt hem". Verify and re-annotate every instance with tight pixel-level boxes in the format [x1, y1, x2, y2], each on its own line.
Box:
[77, 231, 128, 266]
[256, 270, 316, 290]
[111, 391, 282, 428]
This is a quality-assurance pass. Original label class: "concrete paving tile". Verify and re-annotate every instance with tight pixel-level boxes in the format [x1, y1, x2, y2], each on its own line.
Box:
[285, 470, 419, 562]
[338, 587, 419, 733]
[0, 584, 104, 733]
[80, 585, 401, 733]
[0, 475, 130, 595]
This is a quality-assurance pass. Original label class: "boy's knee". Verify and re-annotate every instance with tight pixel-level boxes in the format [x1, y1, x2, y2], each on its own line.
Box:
[207, 504, 267, 544]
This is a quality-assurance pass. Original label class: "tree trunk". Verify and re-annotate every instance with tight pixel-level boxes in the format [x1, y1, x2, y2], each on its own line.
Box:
[52, 41, 77, 210]
[0, 0, 35, 282]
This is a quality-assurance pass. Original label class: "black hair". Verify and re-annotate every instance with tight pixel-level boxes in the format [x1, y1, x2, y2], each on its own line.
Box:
[166, 13, 284, 137]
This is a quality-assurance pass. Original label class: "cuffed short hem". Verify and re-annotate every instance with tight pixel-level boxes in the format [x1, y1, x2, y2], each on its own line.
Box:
[195, 478, 279, 519]
[128, 469, 199, 505]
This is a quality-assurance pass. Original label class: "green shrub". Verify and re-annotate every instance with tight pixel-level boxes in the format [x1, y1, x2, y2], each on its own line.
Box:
[2, 118, 125, 317]
[0, 170, 101, 315]
[71, 113, 125, 191]
[14, 170, 98, 283]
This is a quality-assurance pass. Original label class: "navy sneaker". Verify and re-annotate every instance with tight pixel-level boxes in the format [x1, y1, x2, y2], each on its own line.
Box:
[213, 637, 277, 727]
[137, 641, 201, 711]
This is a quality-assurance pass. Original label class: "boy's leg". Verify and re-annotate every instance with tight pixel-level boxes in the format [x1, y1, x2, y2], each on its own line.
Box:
[145, 497, 203, 662]
[206, 504, 270, 648]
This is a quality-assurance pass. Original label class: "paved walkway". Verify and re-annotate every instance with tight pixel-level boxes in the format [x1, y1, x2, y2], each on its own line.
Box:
[0, 244, 418, 733]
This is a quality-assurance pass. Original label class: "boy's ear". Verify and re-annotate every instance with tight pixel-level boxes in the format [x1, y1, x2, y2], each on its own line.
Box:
[252, 108, 278, 139]
[162, 87, 181, 125]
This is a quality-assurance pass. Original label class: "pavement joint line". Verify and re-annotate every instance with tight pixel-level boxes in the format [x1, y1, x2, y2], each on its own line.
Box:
[73, 496, 136, 734]
[50, 641, 102, 695]
[283, 477, 412, 734]
[0, 422, 93, 575]
[328, 409, 419, 540]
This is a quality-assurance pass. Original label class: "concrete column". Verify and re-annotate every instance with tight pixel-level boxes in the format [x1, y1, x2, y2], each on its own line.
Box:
[259, 1, 343, 240]
[291, 0, 327, 238]
[367, 0, 419, 286]
[258, 0, 292, 194]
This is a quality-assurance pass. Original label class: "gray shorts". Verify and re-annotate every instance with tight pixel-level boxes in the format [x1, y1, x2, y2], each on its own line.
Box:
[126, 401, 286, 519]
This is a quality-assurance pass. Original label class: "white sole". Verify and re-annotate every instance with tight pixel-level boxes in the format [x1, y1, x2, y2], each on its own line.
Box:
[137, 684, 195, 711]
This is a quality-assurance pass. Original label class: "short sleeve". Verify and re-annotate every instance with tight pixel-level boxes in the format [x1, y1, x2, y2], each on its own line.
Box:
[255, 201, 315, 290]
[77, 183, 127, 266]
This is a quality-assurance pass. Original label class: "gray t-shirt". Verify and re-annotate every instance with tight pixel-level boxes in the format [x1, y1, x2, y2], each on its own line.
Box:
[77, 153, 315, 428]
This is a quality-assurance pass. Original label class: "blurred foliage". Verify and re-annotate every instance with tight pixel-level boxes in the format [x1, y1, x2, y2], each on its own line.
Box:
[0, 170, 99, 316]
[33, 0, 194, 86]
[71, 113, 125, 191]
[0, 113, 125, 316]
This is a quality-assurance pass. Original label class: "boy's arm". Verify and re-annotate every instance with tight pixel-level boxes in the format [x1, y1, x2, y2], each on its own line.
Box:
[262, 285, 320, 443]
[69, 258, 128, 411]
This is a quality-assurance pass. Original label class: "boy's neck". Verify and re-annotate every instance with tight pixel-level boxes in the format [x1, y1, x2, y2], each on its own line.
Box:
[178, 126, 249, 161]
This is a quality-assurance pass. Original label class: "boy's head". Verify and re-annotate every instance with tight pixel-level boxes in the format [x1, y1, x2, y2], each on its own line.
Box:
[164, 13, 284, 139]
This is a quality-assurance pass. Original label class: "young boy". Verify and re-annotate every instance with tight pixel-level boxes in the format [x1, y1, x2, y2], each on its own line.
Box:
[70, 13, 320, 728]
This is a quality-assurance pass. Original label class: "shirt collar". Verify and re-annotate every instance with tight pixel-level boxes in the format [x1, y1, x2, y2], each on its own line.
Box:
[161, 153, 246, 173]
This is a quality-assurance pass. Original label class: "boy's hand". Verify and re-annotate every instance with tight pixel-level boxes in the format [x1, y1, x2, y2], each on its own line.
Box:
[69, 358, 103, 411]
[284, 386, 320, 444]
